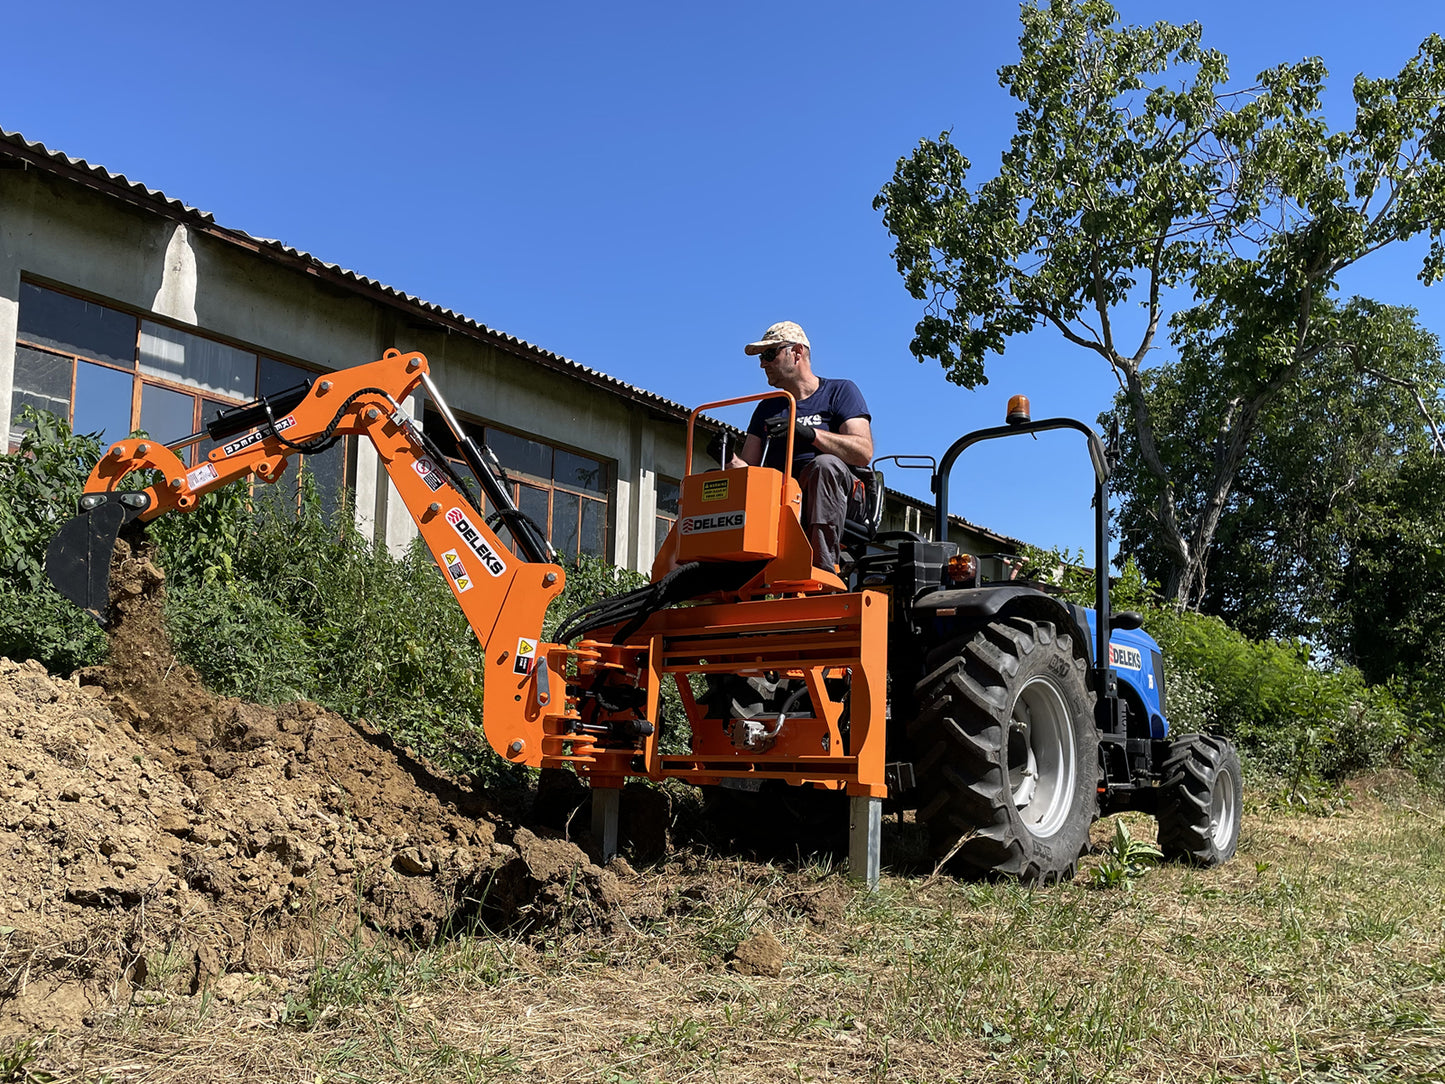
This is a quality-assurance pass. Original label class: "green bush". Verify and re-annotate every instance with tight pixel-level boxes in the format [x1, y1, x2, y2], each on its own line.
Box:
[1019, 542, 1426, 789]
[1146, 607, 1412, 783]
[0, 409, 107, 670]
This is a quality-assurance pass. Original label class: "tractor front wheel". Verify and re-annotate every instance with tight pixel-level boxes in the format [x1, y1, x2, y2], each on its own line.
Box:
[1155, 734, 1242, 866]
[907, 617, 1098, 883]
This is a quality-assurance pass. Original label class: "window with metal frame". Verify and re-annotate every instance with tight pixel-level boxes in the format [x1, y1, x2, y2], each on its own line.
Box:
[421, 407, 611, 562]
[10, 281, 349, 514]
[655, 476, 680, 554]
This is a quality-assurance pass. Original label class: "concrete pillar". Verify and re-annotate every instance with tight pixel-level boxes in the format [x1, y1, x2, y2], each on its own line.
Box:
[0, 179, 23, 446]
[383, 393, 421, 555]
[354, 441, 380, 541]
[613, 411, 641, 571]
[0, 269, 18, 447]
[634, 426, 658, 571]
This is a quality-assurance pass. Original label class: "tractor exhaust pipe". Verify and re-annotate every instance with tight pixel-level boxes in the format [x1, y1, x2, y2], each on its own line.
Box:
[45, 491, 152, 626]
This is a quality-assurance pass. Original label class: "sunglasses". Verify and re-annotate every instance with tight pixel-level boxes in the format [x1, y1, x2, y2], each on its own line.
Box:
[759, 345, 792, 363]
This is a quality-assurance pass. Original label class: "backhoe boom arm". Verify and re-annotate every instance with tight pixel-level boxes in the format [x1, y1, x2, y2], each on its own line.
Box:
[45, 349, 568, 765]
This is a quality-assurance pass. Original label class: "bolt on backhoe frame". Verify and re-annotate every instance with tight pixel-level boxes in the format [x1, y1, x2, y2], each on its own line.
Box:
[46, 350, 893, 884]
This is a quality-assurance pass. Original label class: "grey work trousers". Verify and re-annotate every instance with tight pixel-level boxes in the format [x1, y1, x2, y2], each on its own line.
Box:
[796, 453, 855, 571]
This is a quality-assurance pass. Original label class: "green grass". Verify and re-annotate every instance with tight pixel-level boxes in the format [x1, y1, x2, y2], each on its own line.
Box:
[13, 775, 1445, 1083]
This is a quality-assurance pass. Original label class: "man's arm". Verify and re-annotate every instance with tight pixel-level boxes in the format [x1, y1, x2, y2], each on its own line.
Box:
[812, 417, 873, 466]
[738, 416, 872, 468]
[732, 434, 763, 468]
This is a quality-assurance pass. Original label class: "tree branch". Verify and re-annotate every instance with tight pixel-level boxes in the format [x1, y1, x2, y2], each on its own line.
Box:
[1360, 365, 1445, 454]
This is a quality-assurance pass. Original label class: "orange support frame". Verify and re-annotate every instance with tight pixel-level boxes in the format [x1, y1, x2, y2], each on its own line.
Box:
[509, 390, 891, 799]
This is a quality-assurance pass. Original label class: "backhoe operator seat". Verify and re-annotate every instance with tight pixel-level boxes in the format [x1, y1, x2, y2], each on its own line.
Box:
[840, 467, 885, 550]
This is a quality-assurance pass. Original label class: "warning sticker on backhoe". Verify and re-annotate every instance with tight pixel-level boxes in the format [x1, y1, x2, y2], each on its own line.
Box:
[445, 508, 507, 576]
[701, 478, 730, 502]
[1109, 643, 1143, 670]
[440, 549, 472, 593]
[186, 462, 218, 490]
[413, 456, 446, 492]
[680, 511, 745, 534]
[513, 638, 537, 675]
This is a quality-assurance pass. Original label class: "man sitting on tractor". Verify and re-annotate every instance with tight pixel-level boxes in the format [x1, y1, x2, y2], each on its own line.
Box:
[729, 321, 873, 571]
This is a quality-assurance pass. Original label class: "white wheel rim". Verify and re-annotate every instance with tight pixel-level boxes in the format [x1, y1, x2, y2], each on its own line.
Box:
[1007, 676, 1076, 838]
[1209, 765, 1238, 849]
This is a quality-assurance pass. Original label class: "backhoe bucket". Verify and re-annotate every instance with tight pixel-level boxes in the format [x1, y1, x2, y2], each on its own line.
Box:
[45, 492, 151, 626]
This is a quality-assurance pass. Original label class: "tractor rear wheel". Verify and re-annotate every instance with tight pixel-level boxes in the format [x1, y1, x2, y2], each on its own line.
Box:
[1156, 734, 1242, 866]
[907, 617, 1098, 883]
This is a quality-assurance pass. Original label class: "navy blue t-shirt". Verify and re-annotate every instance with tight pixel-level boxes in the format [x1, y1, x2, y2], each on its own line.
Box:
[747, 377, 871, 472]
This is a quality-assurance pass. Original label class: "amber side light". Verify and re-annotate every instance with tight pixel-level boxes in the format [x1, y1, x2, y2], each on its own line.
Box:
[946, 553, 977, 584]
[1007, 395, 1031, 425]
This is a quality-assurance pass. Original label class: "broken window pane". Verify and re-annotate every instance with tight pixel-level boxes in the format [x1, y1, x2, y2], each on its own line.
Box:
[580, 497, 605, 558]
[195, 398, 232, 464]
[10, 345, 73, 439]
[17, 283, 136, 368]
[259, 357, 310, 398]
[553, 490, 580, 557]
[304, 439, 348, 519]
[516, 484, 549, 554]
[487, 428, 551, 481]
[139, 321, 256, 398]
[555, 448, 605, 492]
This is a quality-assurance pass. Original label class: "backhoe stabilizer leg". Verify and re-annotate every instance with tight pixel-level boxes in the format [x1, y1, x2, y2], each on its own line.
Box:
[44, 492, 152, 626]
[591, 784, 621, 863]
[848, 794, 882, 890]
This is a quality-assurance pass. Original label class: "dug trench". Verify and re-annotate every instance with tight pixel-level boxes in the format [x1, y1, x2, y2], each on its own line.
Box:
[0, 532, 766, 1034]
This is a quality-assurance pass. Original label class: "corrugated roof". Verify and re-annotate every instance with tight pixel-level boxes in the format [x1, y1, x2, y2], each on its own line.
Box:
[0, 128, 704, 422]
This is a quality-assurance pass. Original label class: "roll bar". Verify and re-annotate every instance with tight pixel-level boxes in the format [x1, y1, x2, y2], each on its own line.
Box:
[931, 416, 1114, 688]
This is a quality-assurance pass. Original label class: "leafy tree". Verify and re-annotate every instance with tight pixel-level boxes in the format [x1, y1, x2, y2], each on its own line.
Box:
[1110, 299, 1445, 641]
[1333, 449, 1445, 686]
[875, 0, 1445, 606]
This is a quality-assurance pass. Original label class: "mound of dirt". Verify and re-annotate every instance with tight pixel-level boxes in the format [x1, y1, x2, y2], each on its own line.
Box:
[0, 535, 628, 1034]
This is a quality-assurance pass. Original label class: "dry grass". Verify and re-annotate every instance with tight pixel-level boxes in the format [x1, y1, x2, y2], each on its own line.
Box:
[8, 774, 1445, 1084]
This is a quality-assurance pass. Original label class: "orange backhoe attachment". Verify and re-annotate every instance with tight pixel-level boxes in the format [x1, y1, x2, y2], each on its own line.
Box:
[46, 361, 890, 882]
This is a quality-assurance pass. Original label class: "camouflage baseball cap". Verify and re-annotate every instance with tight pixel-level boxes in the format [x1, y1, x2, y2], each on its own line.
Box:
[744, 321, 811, 356]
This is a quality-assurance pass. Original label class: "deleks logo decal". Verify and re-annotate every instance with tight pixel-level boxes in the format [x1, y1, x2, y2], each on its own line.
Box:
[680, 511, 745, 535]
[1109, 642, 1143, 670]
[445, 508, 507, 576]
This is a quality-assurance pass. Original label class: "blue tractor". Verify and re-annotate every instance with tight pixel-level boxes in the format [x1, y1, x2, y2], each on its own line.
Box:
[842, 396, 1243, 882]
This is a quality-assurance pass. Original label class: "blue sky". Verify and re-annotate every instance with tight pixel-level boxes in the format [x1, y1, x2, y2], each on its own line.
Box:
[7, 0, 1442, 557]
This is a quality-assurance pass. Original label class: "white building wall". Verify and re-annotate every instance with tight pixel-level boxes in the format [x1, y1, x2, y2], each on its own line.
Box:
[0, 161, 695, 573]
